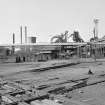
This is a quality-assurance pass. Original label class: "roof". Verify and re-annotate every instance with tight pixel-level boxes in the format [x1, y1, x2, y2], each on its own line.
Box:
[0, 42, 87, 47]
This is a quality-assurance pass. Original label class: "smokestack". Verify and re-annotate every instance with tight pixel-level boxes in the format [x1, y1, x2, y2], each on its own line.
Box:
[93, 19, 99, 38]
[20, 26, 22, 44]
[13, 33, 15, 44]
[25, 26, 27, 43]
[12, 33, 15, 54]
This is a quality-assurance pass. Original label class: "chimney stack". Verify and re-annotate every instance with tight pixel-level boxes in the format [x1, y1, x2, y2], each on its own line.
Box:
[12, 33, 15, 54]
[13, 33, 15, 44]
[93, 19, 99, 38]
[20, 26, 22, 44]
[25, 26, 27, 43]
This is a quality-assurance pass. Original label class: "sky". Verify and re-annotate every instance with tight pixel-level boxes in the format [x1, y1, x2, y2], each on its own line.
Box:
[0, 0, 105, 44]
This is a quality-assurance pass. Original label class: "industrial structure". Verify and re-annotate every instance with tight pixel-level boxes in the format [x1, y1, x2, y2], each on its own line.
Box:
[0, 41, 105, 63]
[93, 19, 99, 39]
[0, 22, 103, 63]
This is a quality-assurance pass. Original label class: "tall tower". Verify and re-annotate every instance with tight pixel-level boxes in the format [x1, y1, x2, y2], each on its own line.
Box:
[12, 33, 15, 54]
[20, 26, 23, 44]
[13, 33, 15, 44]
[93, 19, 99, 38]
[25, 26, 27, 44]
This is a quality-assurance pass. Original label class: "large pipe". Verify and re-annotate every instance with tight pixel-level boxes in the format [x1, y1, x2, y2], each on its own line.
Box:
[25, 26, 27, 43]
[20, 26, 22, 44]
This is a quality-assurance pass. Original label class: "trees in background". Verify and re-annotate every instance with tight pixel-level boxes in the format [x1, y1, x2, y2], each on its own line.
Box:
[90, 36, 98, 42]
[50, 30, 69, 43]
[71, 31, 84, 42]
[51, 30, 84, 43]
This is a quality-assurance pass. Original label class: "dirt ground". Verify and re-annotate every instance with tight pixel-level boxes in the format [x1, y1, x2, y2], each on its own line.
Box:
[1, 59, 105, 105]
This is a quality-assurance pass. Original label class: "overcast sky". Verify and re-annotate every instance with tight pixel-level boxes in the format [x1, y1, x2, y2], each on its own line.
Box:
[0, 0, 105, 44]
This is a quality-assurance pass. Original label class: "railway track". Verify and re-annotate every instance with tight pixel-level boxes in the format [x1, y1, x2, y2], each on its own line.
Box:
[2, 72, 105, 105]
[1, 61, 105, 105]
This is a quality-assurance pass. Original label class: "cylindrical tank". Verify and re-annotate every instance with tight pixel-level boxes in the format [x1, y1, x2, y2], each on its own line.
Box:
[28, 37, 36, 43]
